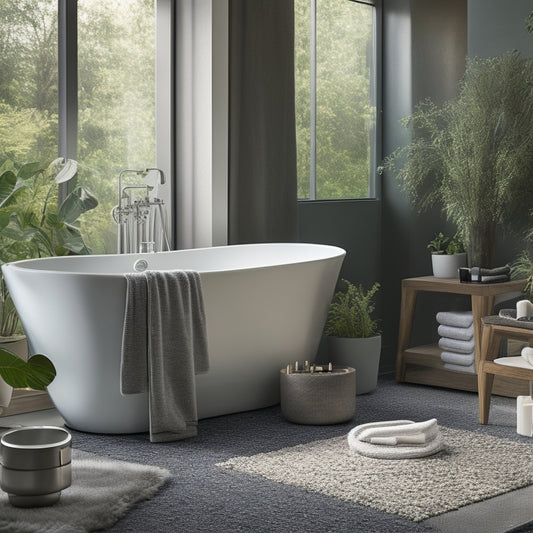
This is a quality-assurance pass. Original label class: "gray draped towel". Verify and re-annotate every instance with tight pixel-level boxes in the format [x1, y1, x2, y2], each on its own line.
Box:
[121, 270, 209, 442]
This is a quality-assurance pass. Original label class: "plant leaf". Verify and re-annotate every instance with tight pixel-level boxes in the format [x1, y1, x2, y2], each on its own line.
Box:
[0, 349, 56, 390]
[17, 162, 43, 180]
[58, 186, 98, 224]
[0, 170, 18, 208]
[0, 348, 29, 388]
[54, 158, 78, 184]
[25, 354, 56, 390]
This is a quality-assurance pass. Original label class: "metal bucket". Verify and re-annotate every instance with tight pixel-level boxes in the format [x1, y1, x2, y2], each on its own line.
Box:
[1, 426, 72, 507]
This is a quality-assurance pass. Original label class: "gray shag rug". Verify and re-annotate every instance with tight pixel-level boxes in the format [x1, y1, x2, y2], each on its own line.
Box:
[217, 426, 533, 522]
[36, 375, 533, 532]
[0, 449, 170, 533]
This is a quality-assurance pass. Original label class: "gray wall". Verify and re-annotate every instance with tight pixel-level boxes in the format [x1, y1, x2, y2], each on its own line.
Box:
[298, 0, 532, 373]
[468, 0, 533, 58]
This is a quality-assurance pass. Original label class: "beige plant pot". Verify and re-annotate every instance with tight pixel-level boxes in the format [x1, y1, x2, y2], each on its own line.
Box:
[0, 335, 28, 414]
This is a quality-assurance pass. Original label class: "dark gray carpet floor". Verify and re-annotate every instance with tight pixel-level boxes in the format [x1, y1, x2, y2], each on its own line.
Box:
[68, 374, 533, 532]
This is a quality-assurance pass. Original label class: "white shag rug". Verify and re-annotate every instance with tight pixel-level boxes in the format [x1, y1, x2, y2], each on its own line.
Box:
[0, 449, 170, 532]
[217, 426, 533, 522]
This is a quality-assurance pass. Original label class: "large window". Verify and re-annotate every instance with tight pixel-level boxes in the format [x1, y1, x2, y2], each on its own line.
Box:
[77, 0, 156, 253]
[0, 0, 157, 254]
[295, 0, 378, 200]
[0, 1, 58, 167]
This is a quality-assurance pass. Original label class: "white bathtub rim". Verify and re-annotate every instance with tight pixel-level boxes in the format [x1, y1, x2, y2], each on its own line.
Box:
[1, 242, 346, 277]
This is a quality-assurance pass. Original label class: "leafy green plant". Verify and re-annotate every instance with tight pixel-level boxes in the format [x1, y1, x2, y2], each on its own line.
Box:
[384, 52, 533, 268]
[325, 280, 380, 338]
[0, 348, 55, 391]
[427, 232, 465, 255]
[0, 159, 98, 261]
[0, 277, 18, 337]
[512, 249, 533, 302]
[0, 158, 98, 336]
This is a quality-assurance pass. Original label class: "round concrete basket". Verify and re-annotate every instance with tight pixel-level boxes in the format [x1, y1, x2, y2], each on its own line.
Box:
[280, 367, 356, 425]
[1, 426, 72, 507]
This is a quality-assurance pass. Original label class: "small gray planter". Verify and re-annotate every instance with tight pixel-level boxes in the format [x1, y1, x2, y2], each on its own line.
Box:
[431, 253, 467, 278]
[327, 335, 381, 394]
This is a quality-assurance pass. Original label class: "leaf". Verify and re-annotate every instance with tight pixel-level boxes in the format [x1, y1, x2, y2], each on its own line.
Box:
[0, 348, 28, 388]
[17, 162, 43, 180]
[58, 186, 98, 224]
[25, 354, 56, 391]
[54, 159, 78, 184]
[0, 170, 17, 208]
[0, 211, 10, 232]
[55, 222, 92, 254]
[0, 349, 56, 391]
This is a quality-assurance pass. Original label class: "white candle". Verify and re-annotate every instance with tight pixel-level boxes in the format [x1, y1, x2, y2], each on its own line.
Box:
[516, 299, 533, 320]
[517, 395, 533, 437]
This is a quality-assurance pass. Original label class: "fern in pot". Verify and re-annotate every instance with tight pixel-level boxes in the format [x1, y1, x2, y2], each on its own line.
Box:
[325, 280, 381, 394]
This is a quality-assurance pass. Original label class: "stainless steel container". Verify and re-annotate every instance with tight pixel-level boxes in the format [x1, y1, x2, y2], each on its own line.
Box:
[1, 426, 72, 507]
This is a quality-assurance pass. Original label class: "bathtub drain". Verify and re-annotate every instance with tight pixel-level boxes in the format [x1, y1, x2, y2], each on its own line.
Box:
[133, 259, 149, 272]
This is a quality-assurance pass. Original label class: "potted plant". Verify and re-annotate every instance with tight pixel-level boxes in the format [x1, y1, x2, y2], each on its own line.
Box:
[325, 280, 381, 394]
[0, 277, 28, 412]
[0, 158, 97, 413]
[384, 51, 533, 268]
[427, 232, 467, 278]
[0, 347, 56, 414]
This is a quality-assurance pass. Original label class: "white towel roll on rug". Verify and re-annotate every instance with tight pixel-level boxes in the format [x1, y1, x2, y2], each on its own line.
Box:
[347, 419, 444, 459]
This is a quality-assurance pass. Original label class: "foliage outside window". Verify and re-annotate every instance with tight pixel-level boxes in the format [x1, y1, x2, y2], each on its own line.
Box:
[0, 0, 156, 255]
[295, 0, 378, 200]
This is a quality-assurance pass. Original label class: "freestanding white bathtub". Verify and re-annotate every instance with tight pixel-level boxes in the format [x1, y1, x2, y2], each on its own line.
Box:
[2, 243, 345, 434]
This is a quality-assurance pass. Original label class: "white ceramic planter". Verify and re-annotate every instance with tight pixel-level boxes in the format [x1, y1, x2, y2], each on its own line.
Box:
[431, 253, 467, 279]
[327, 335, 381, 394]
[0, 335, 28, 414]
[0, 379, 12, 415]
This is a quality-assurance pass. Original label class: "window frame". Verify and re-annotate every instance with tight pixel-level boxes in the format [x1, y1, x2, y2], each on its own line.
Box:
[298, 0, 382, 202]
[56, 0, 174, 246]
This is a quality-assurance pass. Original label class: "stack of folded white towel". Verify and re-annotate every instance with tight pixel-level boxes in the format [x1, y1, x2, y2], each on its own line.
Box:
[436, 310, 475, 374]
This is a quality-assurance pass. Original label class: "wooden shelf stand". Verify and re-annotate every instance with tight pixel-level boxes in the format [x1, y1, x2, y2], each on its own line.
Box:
[396, 276, 529, 397]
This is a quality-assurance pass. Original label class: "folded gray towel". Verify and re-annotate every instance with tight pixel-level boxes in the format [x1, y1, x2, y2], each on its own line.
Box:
[440, 350, 475, 366]
[470, 265, 510, 277]
[438, 337, 475, 354]
[444, 362, 475, 374]
[437, 324, 474, 341]
[436, 311, 473, 328]
[121, 270, 209, 443]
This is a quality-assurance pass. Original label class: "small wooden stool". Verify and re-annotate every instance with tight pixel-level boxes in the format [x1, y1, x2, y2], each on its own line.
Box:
[478, 316, 533, 424]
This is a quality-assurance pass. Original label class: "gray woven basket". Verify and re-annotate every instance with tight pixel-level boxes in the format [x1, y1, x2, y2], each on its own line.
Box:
[280, 367, 356, 425]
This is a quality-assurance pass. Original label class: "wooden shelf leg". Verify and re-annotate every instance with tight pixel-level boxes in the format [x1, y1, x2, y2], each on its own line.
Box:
[471, 294, 494, 373]
[477, 323, 500, 424]
[478, 364, 494, 424]
[396, 285, 418, 382]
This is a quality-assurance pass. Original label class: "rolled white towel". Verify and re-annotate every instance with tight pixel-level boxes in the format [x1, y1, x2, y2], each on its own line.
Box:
[437, 324, 474, 341]
[444, 362, 476, 374]
[517, 300, 533, 320]
[441, 350, 475, 366]
[347, 419, 444, 459]
[436, 311, 473, 328]
[439, 337, 475, 354]
[521, 346, 533, 367]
